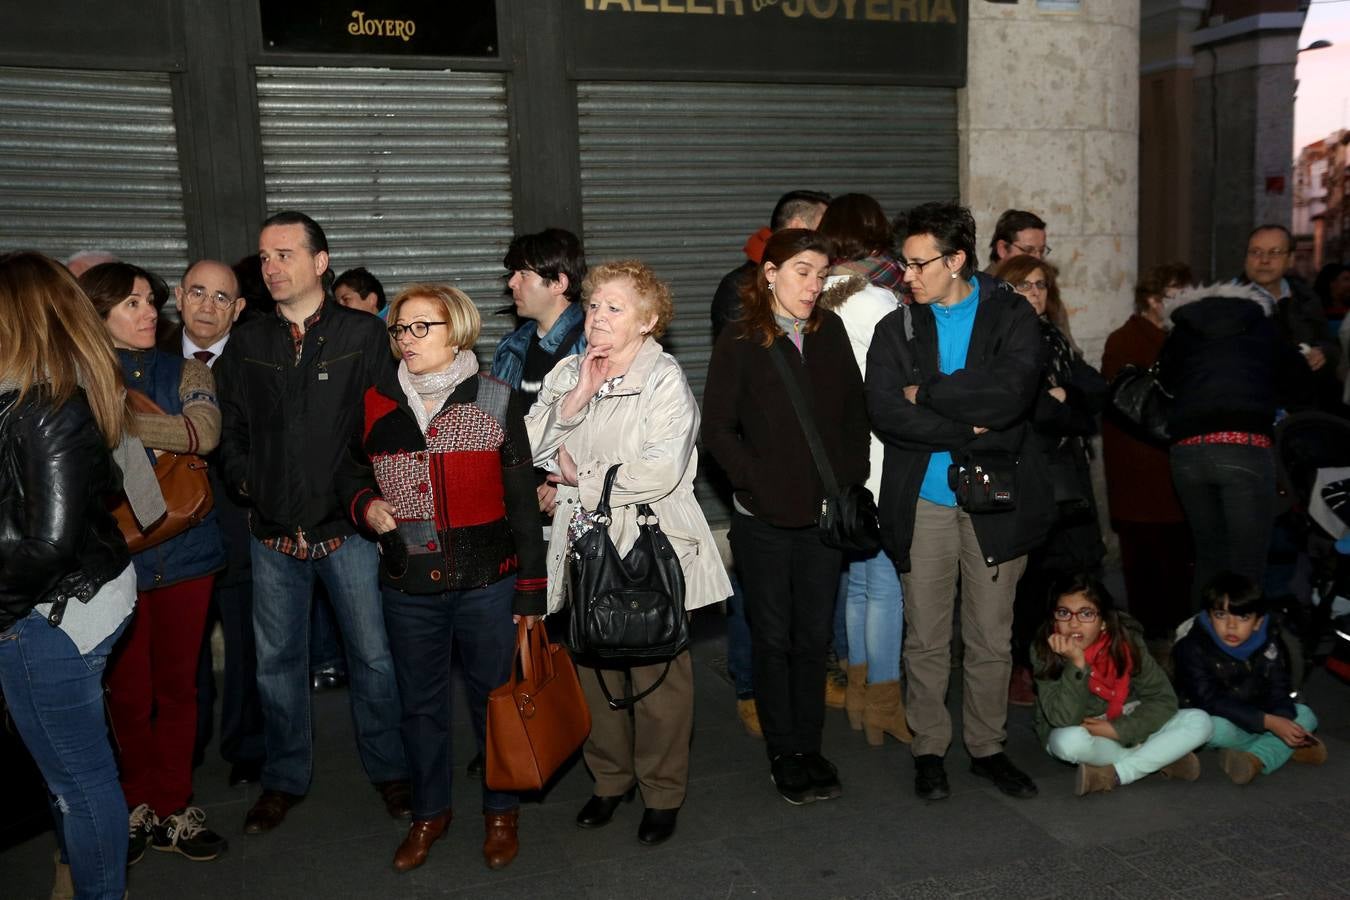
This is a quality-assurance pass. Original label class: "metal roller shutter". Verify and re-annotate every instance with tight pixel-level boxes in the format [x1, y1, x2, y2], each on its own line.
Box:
[577, 80, 959, 521]
[0, 66, 189, 279]
[255, 66, 515, 349]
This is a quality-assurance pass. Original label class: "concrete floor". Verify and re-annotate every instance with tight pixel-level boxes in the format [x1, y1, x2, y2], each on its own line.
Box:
[3, 612, 1349, 899]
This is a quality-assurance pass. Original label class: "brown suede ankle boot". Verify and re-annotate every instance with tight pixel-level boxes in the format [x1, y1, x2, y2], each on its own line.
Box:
[861, 680, 913, 746]
[1218, 750, 1263, 785]
[845, 664, 867, 731]
[1074, 764, 1118, 796]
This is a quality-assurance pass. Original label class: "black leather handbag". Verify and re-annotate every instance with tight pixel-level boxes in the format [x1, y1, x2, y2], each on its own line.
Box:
[768, 342, 882, 554]
[566, 464, 689, 710]
[1108, 363, 1173, 445]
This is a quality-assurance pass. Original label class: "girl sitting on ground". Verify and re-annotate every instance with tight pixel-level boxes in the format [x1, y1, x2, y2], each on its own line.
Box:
[1032, 573, 1212, 796]
[1173, 571, 1326, 784]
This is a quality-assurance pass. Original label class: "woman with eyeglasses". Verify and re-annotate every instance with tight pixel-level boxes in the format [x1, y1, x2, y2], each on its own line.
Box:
[81, 261, 231, 864]
[865, 202, 1054, 803]
[992, 255, 1107, 709]
[336, 284, 547, 873]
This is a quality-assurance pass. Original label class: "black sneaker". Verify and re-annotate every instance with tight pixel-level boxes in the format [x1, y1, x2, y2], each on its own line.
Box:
[969, 751, 1038, 799]
[914, 754, 951, 801]
[153, 807, 229, 861]
[801, 752, 843, 801]
[770, 754, 815, 806]
[127, 804, 157, 866]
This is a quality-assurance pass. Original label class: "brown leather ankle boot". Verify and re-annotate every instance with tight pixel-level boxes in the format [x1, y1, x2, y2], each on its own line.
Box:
[393, 813, 450, 872]
[483, 810, 520, 870]
[845, 664, 867, 731]
[862, 680, 913, 746]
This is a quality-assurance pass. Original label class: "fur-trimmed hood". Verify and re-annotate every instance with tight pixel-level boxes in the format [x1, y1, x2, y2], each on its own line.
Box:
[1164, 281, 1275, 321]
[817, 274, 870, 312]
[1165, 281, 1275, 339]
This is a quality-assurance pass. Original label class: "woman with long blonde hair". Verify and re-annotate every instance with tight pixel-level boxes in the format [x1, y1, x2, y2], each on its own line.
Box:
[0, 251, 158, 899]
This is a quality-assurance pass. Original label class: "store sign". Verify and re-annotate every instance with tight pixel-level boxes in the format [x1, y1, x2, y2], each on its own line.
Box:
[260, 0, 499, 56]
[569, 0, 967, 84]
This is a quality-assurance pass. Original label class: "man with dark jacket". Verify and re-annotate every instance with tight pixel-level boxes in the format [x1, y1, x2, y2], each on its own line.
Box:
[1236, 224, 1341, 409]
[162, 260, 266, 789]
[215, 212, 409, 834]
[866, 202, 1054, 802]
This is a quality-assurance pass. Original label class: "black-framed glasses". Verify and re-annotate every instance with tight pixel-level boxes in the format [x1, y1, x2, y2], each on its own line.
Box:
[1012, 242, 1051, 258]
[1053, 606, 1099, 623]
[184, 285, 237, 308]
[901, 254, 947, 274]
[387, 321, 448, 339]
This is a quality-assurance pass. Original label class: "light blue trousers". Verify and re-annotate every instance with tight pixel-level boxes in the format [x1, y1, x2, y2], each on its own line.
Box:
[1046, 708, 1213, 785]
[1206, 703, 1318, 775]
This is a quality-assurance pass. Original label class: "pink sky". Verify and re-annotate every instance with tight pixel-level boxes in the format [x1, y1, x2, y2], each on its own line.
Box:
[1294, 2, 1350, 152]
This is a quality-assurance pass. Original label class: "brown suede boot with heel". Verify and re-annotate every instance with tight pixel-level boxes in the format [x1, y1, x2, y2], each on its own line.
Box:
[845, 664, 867, 731]
[862, 681, 913, 746]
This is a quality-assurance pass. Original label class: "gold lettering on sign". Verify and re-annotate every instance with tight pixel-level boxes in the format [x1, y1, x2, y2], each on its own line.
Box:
[348, 10, 416, 41]
[632, 0, 659, 10]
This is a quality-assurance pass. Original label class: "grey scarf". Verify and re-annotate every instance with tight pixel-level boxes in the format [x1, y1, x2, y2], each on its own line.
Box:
[397, 349, 480, 434]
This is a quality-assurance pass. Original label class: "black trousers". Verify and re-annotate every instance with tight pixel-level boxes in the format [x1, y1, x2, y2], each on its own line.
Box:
[195, 580, 266, 766]
[730, 512, 842, 760]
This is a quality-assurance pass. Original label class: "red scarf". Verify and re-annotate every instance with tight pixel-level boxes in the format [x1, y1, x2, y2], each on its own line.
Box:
[1082, 633, 1132, 721]
[743, 227, 772, 264]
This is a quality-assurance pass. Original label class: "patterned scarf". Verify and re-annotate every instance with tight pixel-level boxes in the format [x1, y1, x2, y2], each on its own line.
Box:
[1082, 632, 1132, 721]
[1038, 316, 1076, 389]
[397, 349, 479, 434]
[832, 254, 906, 298]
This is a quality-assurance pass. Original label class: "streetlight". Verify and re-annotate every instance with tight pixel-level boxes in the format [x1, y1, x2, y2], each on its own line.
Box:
[1299, 40, 1333, 53]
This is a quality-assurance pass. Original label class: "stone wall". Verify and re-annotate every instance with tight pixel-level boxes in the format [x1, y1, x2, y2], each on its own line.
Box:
[959, 0, 1141, 367]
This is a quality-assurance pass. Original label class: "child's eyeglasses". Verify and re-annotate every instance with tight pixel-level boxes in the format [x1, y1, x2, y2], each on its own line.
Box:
[1053, 607, 1099, 623]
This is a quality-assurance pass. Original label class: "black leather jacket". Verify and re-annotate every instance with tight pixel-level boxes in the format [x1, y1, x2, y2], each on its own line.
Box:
[0, 388, 130, 631]
[1173, 614, 1298, 734]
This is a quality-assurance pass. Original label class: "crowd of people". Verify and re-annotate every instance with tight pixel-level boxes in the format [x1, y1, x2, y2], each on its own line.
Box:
[0, 190, 1345, 898]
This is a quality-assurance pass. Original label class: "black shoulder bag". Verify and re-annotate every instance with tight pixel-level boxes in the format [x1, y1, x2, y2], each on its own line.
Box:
[566, 464, 689, 710]
[767, 341, 882, 554]
[1107, 362, 1173, 445]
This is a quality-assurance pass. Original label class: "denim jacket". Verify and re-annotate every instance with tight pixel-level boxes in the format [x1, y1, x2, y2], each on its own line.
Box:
[489, 303, 587, 391]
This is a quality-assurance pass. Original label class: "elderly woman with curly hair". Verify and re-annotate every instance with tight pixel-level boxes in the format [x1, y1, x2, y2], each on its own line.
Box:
[526, 260, 730, 847]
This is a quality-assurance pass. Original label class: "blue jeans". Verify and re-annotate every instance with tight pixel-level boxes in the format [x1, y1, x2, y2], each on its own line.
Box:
[309, 585, 347, 675]
[844, 549, 904, 682]
[381, 577, 517, 817]
[1047, 708, 1212, 785]
[0, 611, 129, 900]
[250, 537, 407, 794]
[725, 573, 754, 698]
[1170, 443, 1275, 607]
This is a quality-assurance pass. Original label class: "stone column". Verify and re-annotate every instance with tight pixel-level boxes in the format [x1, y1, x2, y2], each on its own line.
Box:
[959, 0, 1140, 366]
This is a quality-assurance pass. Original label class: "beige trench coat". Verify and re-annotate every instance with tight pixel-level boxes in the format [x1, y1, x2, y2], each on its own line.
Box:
[525, 338, 732, 616]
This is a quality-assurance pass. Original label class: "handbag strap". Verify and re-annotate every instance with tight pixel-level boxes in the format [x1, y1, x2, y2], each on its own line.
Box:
[595, 659, 673, 711]
[767, 340, 841, 496]
[596, 463, 658, 522]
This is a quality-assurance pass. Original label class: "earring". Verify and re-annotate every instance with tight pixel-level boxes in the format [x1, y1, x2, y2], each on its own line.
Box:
[768, 281, 776, 293]
[950, 272, 958, 279]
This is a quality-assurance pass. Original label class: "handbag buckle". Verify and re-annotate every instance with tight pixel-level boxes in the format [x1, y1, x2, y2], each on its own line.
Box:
[517, 692, 536, 719]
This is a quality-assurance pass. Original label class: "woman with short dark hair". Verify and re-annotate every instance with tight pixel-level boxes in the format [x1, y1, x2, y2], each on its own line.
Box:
[866, 201, 1052, 803]
[703, 229, 870, 805]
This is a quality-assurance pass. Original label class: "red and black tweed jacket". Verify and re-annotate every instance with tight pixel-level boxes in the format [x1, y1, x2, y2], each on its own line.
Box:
[337, 372, 546, 615]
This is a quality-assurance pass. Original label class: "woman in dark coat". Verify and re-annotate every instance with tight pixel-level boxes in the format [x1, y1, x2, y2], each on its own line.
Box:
[993, 255, 1107, 706]
[1101, 263, 1194, 640]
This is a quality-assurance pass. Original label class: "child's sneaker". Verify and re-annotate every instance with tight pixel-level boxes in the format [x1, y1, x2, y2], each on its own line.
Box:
[1159, 751, 1201, 781]
[153, 807, 229, 861]
[1292, 738, 1328, 766]
[127, 803, 157, 866]
[1218, 749, 1263, 785]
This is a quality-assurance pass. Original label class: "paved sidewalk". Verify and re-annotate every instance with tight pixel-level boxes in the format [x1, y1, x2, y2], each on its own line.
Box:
[4, 612, 1349, 899]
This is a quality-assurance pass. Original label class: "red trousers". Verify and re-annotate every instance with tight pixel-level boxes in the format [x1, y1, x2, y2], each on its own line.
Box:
[106, 574, 214, 816]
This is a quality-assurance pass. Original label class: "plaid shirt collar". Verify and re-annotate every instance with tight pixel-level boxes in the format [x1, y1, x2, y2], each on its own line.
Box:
[276, 296, 327, 364]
